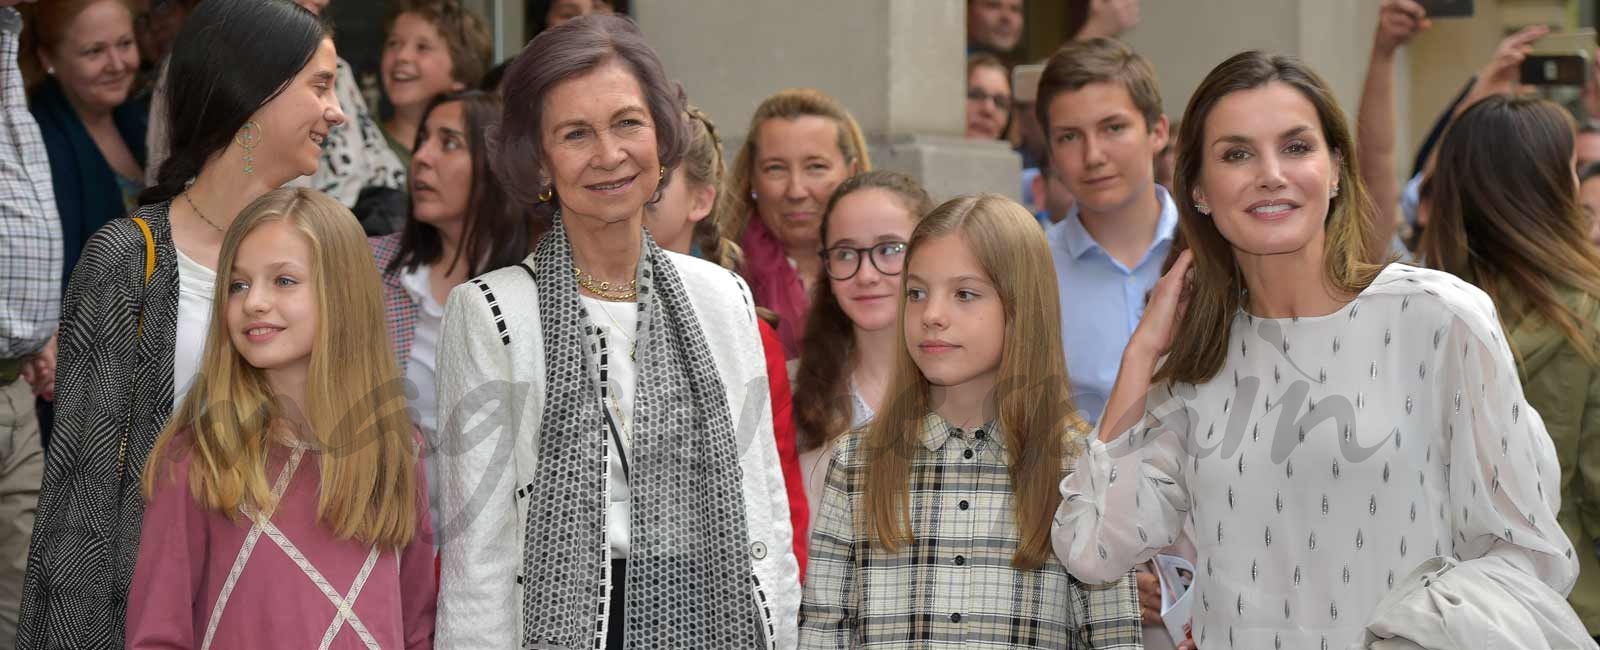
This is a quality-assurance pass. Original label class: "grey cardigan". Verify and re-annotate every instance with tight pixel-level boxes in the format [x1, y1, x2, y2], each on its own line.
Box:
[18, 202, 179, 650]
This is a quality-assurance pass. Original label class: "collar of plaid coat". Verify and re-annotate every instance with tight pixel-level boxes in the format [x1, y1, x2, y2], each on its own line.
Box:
[920, 413, 1003, 451]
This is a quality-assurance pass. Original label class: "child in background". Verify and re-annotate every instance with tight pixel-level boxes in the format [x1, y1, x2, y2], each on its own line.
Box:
[126, 188, 434, 649]
[799, 194, 1142, 649]
[792, 170, 933, 534]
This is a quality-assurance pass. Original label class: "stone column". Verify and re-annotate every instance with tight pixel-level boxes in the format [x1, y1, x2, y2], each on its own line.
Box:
[632, 0, 1021, 202]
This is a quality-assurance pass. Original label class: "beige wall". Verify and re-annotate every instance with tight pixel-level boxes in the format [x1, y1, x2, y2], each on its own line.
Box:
[635, 0, 964, 145]
[1121, 0, 1300, 124]
[1121, 0, 1392, 147]
[635, 0, 1021, 201]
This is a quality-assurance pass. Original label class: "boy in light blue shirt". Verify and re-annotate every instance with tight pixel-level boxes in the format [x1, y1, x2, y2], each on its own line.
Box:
[1037, 38, 1176, 425]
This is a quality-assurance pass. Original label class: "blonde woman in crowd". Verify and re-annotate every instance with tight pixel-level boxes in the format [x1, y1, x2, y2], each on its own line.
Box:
[724, 88, 870, 358]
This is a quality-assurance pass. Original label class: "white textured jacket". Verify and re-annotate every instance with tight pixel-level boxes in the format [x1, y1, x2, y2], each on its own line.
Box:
[433, 251, 801, 649]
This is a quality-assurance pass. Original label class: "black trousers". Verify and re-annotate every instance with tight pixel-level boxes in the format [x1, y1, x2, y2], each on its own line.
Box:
[606, 559, 626, 650]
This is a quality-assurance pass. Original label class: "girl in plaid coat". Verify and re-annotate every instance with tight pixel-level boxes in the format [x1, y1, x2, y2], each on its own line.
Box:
[799, 194, 1143, 650]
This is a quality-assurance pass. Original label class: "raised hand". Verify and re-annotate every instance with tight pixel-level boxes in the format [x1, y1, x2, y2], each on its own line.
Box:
[1473, 24, 1553, 97]
[1099, 249, 1192, 441]
[1078, 0, 1141, 40]
[1375, 0, 1431, 56]
[1126, 249, 1193, 361]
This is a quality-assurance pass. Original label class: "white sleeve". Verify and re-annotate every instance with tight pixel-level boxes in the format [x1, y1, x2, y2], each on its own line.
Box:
[434, 281, 526, 648]
[1443, 312, 1578, 595]
[1054, 382, 1194, 584]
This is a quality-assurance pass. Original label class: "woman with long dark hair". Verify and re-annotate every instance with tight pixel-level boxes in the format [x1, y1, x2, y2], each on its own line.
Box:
[1422, 94, 1600, 639]
[18, 1, 345, 646]
[434, 15, 798, 649]
[371, 89, 544, 529]
[1051, 51, 1579, 649]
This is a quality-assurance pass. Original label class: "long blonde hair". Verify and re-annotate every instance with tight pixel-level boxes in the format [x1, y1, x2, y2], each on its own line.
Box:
[723, 88, 873, 256]
[862, 193, 1085, 570]
[1160, 51, 1385, 386]
[144, 188, 419, 548]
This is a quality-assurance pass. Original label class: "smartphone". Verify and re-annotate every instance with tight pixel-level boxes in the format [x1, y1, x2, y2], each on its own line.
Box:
[1418, 0, 1473, 18]
[1520, 54, 1588, 86]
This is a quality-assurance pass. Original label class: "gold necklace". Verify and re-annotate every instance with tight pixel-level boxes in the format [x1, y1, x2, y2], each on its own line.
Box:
[574, 267, 638, 301]
[181, 192, 226, 233]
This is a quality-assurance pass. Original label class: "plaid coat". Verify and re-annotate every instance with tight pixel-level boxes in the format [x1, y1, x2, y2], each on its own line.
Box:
[799, 414, 1143, 650]
[370, 233, 419, 375]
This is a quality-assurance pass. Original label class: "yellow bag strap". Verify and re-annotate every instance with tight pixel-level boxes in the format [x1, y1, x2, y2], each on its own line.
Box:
[131, 217, 155, 285]
[130, 217, 154, 336]
[119, 216, 156, 480]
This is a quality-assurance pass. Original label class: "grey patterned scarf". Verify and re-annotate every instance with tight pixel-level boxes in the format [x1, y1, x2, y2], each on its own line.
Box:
[519, 217, 762, 649]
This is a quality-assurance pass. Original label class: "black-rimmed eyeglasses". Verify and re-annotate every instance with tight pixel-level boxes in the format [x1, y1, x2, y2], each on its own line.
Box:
[821, 242, 908, 281]
[967, 88, 1012, 113]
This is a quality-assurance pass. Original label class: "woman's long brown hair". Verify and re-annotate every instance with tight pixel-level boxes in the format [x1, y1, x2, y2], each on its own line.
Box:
[793, 171, 934, 453]
[861, 194, 1085, 570]
[1421, 95, 1600, 361]
[1160, 51, 1386, 386]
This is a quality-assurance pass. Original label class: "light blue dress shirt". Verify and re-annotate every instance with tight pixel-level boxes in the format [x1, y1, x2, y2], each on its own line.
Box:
[1046, 185, 1178, 426]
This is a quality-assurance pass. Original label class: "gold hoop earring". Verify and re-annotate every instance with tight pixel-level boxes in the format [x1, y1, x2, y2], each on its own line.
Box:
[236, 121, 261, 175]
[538, 186, 553, 202]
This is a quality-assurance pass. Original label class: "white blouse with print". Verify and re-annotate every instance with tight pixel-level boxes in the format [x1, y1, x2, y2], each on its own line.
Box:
[1053, 264, 1578, 650]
